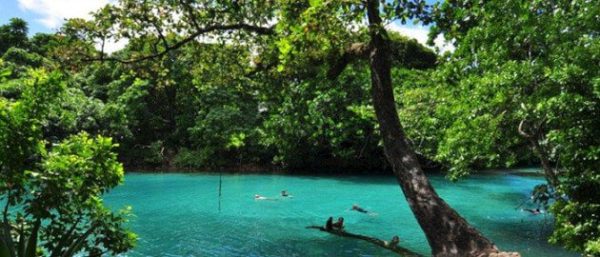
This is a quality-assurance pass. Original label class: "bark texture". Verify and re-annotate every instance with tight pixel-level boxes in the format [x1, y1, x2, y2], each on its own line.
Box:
[365, 1, 500, 256]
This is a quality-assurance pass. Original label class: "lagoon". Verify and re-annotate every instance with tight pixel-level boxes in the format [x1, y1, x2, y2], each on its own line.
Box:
[104, 172, 576, 257]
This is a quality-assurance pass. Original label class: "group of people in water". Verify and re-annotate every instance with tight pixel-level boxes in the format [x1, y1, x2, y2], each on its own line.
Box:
[253, 190, 400, 248]
[325, 216, 344, 231]
[322, 205, 400, 249]
[320, 204, 374, 231]
[323, 215, 400, 248]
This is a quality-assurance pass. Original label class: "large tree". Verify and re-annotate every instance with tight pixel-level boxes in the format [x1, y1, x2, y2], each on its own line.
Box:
[80, 0, 500, 256]
[420, 0, 599, 254]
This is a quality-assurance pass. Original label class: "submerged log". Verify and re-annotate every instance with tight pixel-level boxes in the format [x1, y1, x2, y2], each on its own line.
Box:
[306, 225, 423, 257]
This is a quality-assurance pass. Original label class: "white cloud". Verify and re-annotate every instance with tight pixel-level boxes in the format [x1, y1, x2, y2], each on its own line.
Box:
[97, 37, 128, 54]
[18, 0, 111, 29]
[386, 23, 455, 53]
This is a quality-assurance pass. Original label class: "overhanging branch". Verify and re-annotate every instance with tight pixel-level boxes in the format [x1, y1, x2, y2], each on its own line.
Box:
[518, 120, 533, 139]
[83, 23, 274, 64]
[327, 43, 371, 80]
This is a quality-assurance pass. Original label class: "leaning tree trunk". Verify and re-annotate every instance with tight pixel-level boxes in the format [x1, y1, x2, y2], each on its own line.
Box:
[365, 1, 498, 256]
[517, 120, 560, 188]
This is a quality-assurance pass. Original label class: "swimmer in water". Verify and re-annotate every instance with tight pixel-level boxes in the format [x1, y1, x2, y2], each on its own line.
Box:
[351, 204, 369, 214]
[254, 194, 279, 201]
[386, 235, 400, 248]
[332, 217, 344, 231]
[325, 216, 333, 231]
[524, 208, 542, 215]
[281, 190, 293, 197]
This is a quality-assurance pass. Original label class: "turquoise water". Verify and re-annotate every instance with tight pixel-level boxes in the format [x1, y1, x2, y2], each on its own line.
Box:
[104, 172, 577, 257]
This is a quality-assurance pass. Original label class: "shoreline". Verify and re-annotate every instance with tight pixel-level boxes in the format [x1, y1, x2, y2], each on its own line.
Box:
[124, 165, 545, 177]
[123, 163, 396, 175]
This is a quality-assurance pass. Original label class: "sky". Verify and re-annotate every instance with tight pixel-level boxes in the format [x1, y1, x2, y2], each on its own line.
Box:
[0, 0, 111, 34]
[0, 0, 452, 53]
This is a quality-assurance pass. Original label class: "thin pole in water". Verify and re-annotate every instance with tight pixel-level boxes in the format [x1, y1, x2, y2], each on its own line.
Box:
[218, 171, 222, 212]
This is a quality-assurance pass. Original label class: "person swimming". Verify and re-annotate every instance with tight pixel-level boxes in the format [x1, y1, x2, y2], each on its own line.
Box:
[332, 217, 344, 231]
[524, 208, 542, 215]
[386, 235, 400, 248]
[255, 194, 280, 201]
[254, 194, 268, 200]
[351, 204, 369, 214]
[281, 190, 292, 197]
[325, 216, 333, 231]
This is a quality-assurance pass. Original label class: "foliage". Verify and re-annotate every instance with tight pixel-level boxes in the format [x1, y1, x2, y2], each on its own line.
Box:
[426, 0, 600, 254]
[1, 1, 597, 253]
[0, 68, 135, 257]
[0, 18, 29, 55]
[258, 63, 385, 170]
[1, 48, 45, 69]
[31, 0, 439, 173]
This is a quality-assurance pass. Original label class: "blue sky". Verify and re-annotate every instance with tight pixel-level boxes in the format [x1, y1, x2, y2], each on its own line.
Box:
[0, 0, 49, 34]
[0, 0, 110, 35]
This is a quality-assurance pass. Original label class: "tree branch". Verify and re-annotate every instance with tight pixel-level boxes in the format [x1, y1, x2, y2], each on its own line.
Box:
[49, 214, 83, 257]
[84, 23, 274, 64]
[518, 119, 560, 188]
[517, 120, 533, 139]
[306, 225, 423, 257]
[61, 223, 98, 257]
[327, 43, 371, 80]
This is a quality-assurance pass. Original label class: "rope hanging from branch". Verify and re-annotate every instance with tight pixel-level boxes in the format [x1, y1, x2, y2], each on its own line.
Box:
[218, 171, 223, 212]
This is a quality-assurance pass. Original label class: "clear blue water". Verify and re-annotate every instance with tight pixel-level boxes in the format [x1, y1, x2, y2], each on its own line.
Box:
[104, 172, 577, 257]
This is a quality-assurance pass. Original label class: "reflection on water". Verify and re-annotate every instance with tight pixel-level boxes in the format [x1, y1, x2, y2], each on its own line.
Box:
[104, 172, 576, 257]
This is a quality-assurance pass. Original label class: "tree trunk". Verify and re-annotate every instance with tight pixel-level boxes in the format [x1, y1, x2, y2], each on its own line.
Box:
[530, 139, 560, 188]
[365, 1, 498, 256]
[517, 120, 560, 188]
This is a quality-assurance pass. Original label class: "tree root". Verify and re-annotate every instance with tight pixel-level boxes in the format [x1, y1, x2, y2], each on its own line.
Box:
[306, 225, 423, 257]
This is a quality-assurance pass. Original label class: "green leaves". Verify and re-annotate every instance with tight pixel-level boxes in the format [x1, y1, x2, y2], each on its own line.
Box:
[41, 133, 123, 199]
[308, 0, 323, 7]
[0, 18, 29, 55]
[0, 68, 135, 257]
[425, 0, 600, 254]
[227, 132, 247, 150]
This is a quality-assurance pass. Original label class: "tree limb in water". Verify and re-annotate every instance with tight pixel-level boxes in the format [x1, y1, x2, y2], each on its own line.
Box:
[306, 225, 423, 257]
